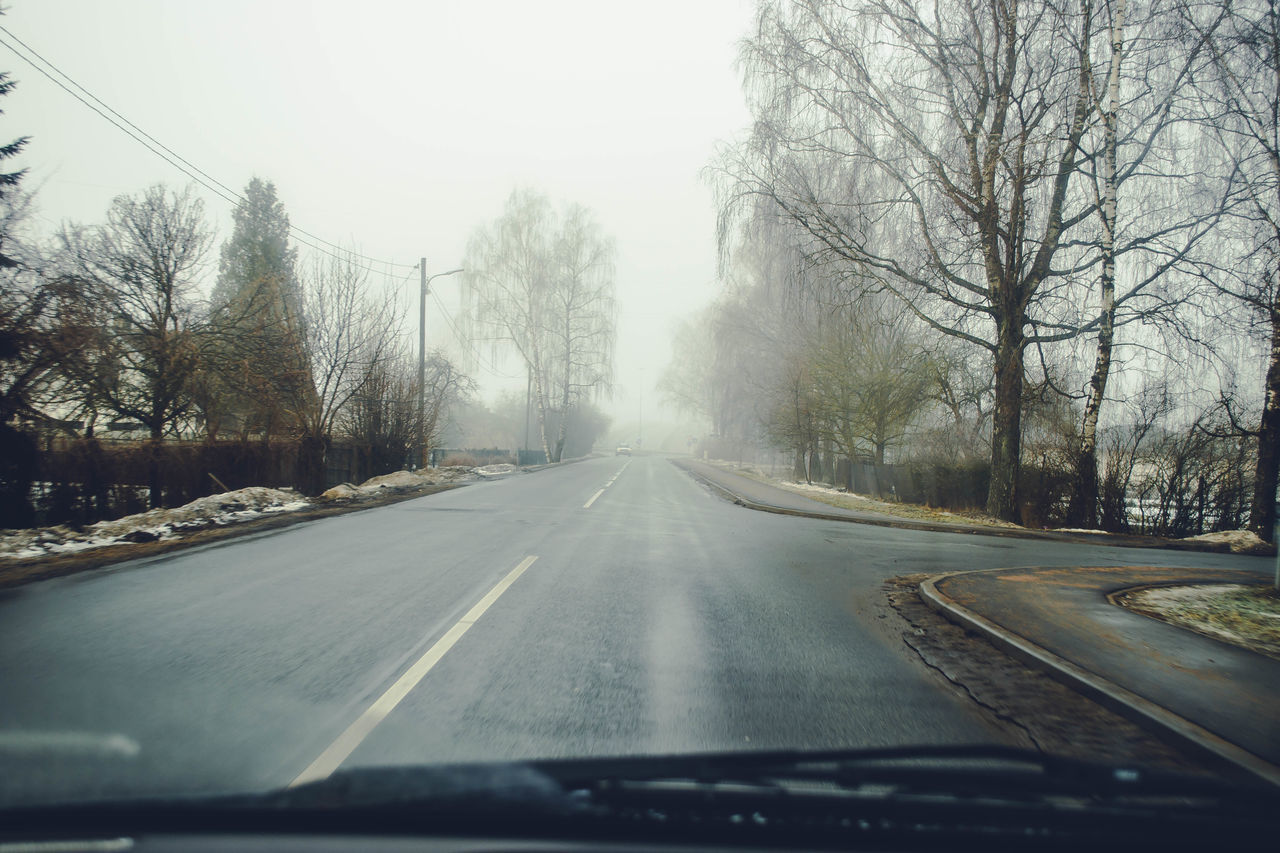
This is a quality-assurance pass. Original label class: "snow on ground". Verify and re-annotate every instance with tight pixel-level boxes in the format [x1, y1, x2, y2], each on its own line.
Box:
[1120, 583, 1280, 658]
[318, 483, 360, 501]
[1181, 529, 1269, 554]
[3, 462, 530, 562]
[781, 480, 876, 502]
[349, 466, 480, 493]
[0, 487, 308, 561]
[358, 470, 428, 489]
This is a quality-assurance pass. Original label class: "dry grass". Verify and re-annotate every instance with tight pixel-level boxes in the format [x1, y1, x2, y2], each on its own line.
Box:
[715, 462, 1020, 528]
[1116, 583, 1280, 661]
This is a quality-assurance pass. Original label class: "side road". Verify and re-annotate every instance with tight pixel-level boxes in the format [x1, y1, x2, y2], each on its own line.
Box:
[674, 457, 1252, 554]
[922, 566, 1280, 786]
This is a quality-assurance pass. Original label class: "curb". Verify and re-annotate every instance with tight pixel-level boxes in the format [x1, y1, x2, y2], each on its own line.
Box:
[918, 569, 1280, 787]
[672, 458, 1249, 555]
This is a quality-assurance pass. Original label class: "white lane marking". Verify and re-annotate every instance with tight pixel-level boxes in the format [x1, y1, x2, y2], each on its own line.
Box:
[585, 459, 631, 509]
[0, 840, 135, 852]
[290, 555, 539, 787]
[0, 731, 140, 758]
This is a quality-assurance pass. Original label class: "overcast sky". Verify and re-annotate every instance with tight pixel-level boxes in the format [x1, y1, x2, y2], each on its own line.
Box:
[0, 0, 755, 430]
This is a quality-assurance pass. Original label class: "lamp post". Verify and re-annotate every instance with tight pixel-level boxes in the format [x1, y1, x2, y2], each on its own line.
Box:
[418, 261, 464, 469]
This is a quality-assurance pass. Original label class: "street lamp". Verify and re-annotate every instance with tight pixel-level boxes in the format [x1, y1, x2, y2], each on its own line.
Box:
[418, 261, 464, 469]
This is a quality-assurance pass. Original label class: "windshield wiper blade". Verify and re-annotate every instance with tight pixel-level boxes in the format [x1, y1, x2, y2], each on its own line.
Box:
[529, 743, 1270, 800]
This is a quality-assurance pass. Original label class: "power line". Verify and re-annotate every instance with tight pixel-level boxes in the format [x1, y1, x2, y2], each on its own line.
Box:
[430, 290, 519, 379]
[0, 26, 416, 276]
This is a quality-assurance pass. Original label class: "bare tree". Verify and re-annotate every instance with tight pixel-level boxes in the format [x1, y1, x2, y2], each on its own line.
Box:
[419, 349, 476, 461]
[340, 347, 474, 475]
[1176, 0, 1280, 547]
[546, 205, 616, 462]
[290, 252, 401, 493]
[463, 189, 616, 463]
[720, 0, 1098, 520]
[1064, 0, 1228, 526]
[808, 301, 934, 466]
[58, 184, 211, 440]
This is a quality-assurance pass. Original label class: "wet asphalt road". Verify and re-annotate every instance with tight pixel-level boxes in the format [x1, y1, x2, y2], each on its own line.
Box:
[0, 455, 1271, 805]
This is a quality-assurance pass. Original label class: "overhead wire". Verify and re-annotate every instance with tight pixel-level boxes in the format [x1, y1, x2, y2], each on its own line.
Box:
[430, 290, 519, 379]
[0, 27, 517, 381]
[0, 25, 416, 277]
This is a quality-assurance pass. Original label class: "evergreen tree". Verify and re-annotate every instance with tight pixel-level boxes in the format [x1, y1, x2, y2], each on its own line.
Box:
[0, 69, 33, 523]
[212, 177, 299, 309]
[0, 71, 29, 268]
[206, 178, 311, 438]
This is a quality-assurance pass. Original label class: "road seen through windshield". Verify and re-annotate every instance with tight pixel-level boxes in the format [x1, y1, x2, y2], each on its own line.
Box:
[0, 455, 1269, 804]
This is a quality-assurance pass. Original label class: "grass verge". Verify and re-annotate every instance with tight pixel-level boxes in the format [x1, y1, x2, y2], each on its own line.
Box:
[1114, 583, 1280, 661]
[712, 461, 1020, 527]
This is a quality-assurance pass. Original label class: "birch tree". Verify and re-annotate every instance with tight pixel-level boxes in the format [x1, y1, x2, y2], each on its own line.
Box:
[546, 205, 616, 463]
[720, 0, 1097, 520]
[463, 190, 616, 463]
[1180, 0, 1280, 545]
[1066, 0, 1227, 526]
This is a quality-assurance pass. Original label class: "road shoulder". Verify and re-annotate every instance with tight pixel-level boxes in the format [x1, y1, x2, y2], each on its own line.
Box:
[675, 456, 1261, 554]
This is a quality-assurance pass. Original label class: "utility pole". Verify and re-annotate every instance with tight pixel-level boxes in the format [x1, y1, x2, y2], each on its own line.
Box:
[417, 261, 464, 470]
[417, 258, 427, 469]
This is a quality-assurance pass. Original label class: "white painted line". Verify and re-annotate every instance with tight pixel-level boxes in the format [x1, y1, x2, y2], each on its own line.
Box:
[583, 488, 605, 509]
[0, 731, 140, 758]
[289, 555, 539, 787]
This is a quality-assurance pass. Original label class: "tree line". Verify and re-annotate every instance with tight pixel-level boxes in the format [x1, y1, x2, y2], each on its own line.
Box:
[0, 83, 473, 522]
[665, 0, 1279, 539]
[460, 188, 617, 464]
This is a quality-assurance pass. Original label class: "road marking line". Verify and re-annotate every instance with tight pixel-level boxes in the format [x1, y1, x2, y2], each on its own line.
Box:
[586, 460, 629, 508]
[289, 555, 539, 787]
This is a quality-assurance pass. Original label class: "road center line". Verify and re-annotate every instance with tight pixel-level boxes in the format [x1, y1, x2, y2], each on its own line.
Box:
[585, 461, 629, 509]
[289, 555, 539, 788]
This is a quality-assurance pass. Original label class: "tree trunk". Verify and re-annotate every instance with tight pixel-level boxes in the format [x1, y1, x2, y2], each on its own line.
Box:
[297, 433, 328, 496]
[146, 438, 163, 509]
[1070, 0, 1124, 529]
[553, 344, 571, 463]
[987, 322, 1025, 522]
[1251, 293, 1280, 546]
[531, 357, 554, 464]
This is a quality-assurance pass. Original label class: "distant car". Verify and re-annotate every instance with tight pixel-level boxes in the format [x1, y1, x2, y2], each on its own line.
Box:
[615, 445, 631, 456]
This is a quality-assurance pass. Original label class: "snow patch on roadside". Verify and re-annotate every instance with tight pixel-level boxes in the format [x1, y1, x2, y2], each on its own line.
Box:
[475, 463, 517, 477]
[359, 470, 426, 489]
[1181, 529, 1269, 554]
[352, 467, 479, 493]
[0, 487, 308, 561]
[782, 480, 876, 501]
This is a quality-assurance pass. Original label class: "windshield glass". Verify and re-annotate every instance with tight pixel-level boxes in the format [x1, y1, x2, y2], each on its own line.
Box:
[1, 0, 1278, 816]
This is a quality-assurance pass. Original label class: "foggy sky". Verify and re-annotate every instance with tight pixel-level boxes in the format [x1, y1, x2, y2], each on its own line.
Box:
[1, 0, 754, 432]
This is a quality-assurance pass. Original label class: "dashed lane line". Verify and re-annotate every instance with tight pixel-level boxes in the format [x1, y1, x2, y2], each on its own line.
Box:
[585, 460, 630, 509]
